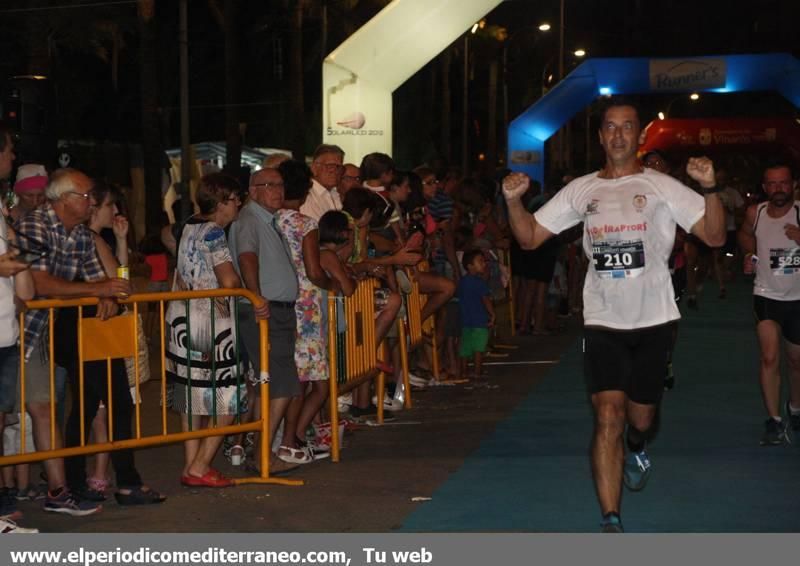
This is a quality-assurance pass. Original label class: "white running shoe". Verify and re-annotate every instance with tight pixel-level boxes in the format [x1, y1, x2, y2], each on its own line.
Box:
[1, 516, 39, 533]
[408, 373, 428, 388]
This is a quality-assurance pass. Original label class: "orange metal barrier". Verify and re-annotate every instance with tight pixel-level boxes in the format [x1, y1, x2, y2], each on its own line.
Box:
[3, 289, 301, 487]
[395, 266, 437, 409]
[327, 277, 396, 462]
[325, 265, 453, 460]
[497, 249, 516, 337]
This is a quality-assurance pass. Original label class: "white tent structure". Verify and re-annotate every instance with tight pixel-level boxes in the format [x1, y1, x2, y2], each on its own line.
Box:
[322, 0, 502, 163]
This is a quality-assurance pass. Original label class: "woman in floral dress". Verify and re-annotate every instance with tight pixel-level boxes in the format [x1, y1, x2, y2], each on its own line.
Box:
[275, 160, 336, 463]
[165, 173, 246, 487]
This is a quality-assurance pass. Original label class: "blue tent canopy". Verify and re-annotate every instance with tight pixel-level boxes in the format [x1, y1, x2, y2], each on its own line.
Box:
[507, 53, 800, 184]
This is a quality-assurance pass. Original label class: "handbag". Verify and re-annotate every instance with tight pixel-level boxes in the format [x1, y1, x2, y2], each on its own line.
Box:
[124, 313, 151, 389]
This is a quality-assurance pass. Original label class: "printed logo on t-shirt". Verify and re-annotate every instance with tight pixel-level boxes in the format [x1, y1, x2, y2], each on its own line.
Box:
[585, 199, 600, 215]
[633, 194, 648, 212]
[588, 222, 648, 242]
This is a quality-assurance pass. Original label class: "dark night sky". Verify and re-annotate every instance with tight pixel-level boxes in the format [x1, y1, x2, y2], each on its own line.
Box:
[2, 0, 800, 174]
[493, 0, 800, 59]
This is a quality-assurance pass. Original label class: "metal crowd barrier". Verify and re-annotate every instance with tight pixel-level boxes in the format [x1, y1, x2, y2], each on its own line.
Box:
[2, 288, 301, 487]
[497, 249, 515, 336]
[326, 277, 389, 462]
[398, 265, 438, 405]
[326, 271, 439, 462]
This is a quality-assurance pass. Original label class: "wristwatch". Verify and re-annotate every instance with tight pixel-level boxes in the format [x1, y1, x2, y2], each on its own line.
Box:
[701, 185, 721, 195]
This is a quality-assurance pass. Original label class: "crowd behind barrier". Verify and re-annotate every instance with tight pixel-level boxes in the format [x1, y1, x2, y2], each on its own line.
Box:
[2, 289, 302, 487]
[0, 139, 551, 533]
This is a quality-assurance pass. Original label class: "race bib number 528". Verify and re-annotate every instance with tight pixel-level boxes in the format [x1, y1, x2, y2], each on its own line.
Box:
[592, 240, 645, 279]
[770, 247, 800, 275]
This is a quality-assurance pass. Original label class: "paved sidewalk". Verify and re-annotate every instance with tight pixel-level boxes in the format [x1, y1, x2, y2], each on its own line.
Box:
[24, 317, 578, 533]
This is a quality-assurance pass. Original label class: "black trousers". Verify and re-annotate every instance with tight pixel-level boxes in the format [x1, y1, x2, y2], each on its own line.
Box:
[57, 307, 142, 490]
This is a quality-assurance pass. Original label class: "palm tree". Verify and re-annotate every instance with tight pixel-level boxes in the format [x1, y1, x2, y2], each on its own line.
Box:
[208, 0, 242, 177]
[288, 0, 307, 160]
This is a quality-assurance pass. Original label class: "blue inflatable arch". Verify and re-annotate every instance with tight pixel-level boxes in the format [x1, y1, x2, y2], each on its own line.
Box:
[507, 53, 800, 184]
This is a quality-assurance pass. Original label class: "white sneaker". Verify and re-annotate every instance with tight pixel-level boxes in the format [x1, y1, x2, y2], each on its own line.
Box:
[372, 393, 393, 408]
[385, 398, 405, 412]
[370, 393, 405, 412]
[337, 392, 352, 412]
[408, 373, 428, 388]
[0, 517, 38, 533]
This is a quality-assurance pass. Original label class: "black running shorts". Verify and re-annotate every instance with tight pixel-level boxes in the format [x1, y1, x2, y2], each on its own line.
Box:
[753, 296, 800, 345]
[583, 323, 674, 405]
[722, 230, 738, 255]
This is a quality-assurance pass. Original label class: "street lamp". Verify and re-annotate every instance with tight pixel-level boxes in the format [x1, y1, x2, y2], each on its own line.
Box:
[538, 23, 551, 31]
[661, 93, 703, 119]
[541, 49, 587, 94]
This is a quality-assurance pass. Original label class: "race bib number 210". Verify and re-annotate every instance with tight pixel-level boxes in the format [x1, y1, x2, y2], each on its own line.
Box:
[592, 240, 645, 279]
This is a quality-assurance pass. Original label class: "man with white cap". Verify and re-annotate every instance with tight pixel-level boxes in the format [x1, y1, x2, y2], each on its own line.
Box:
[9, 164, 48, 224]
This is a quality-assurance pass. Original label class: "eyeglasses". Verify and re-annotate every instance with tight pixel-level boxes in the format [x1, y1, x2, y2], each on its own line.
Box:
[315, 162, 343, 172]
[342, 175, 361, 182]
[764, 180, 793, 189]
[67, 191, 91, 200]
[252, 181, 284, 189]
[422, 179, 441, 186]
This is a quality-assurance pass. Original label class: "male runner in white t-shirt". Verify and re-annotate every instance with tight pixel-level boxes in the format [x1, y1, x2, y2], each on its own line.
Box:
[503, 98, 725, 533]
[738, 162, 800, 446]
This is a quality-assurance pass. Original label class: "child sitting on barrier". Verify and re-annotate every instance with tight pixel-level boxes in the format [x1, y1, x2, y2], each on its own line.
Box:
[457, 250, 495, 381]
[319, 210, 402, 419]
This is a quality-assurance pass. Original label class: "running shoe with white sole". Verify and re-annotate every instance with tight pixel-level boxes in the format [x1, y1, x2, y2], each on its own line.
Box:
[786, 401, 800, 432]
[623, 449, 651, 491]
[408, 373, 428, 388]
[600, 513, 624, 533]
[0, 517, 38, 533]
[372, 393, 405, 412]
[760, 418, 790, 446]
[43, 490, 102, 517]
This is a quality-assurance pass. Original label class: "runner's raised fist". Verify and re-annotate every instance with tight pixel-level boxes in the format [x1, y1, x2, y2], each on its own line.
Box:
[502, 172, 530, 201]
[686, 157, 716, 188]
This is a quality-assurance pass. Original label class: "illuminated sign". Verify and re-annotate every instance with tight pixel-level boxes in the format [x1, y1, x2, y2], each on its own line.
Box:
[649, 59, 726, 91]
[322, 0, 503, 163]
[510, 150, 541, 165]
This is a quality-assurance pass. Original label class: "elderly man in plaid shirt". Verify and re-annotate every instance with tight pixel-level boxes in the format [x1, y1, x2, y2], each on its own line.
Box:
[16, 169, 163, 516]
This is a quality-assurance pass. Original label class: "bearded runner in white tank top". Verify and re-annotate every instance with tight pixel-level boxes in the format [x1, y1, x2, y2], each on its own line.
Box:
[751, 201, 800, 301]
[738, 162, 800, 448]
[503, 100, 725, 533]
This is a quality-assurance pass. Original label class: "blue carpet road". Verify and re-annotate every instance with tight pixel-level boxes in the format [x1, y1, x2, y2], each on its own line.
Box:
[401, 279, 800, 532]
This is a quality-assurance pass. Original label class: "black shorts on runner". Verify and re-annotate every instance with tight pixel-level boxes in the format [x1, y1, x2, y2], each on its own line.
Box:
[722, 230, 738, 255]
[685, 233, 713, 253]
[753, 296, 800, 345]
[583, 323, 674, 405]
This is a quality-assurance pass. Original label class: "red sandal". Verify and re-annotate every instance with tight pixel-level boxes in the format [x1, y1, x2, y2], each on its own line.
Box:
[180, 468, 234, 488]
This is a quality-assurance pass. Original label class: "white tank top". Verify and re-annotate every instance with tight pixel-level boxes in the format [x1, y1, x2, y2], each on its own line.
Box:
[753, 201, 800, 301]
